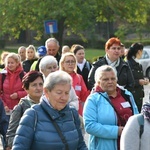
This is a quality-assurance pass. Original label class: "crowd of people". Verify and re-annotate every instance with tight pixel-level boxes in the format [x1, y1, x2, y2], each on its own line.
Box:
[0, 37, 149, 150]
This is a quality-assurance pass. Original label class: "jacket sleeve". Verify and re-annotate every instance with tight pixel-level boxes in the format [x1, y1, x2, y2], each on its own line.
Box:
[120, 115, 140, 150]
[6, 104, 23, 148]
[68, 86, 79, 110]
[12, 108, 37, 150]
[0, 100, 8, 137]
[124, 64, 135, 91]
[88, 64, 99, 91]
[80, 76, 90, 102]
[71, 108, 88, 150]
[83, 95, 119, 139]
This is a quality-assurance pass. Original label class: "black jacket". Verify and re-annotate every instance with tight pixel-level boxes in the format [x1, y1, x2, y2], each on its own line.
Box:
[77, 61, 91, 90]
[127, 58, 144, 111]
[88, 56, 135, 91]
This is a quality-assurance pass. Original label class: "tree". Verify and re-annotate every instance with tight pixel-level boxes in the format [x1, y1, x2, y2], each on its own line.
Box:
[0, 0, 150, 46]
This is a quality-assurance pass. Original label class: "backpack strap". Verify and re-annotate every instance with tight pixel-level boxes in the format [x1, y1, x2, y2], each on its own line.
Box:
[137, 114, 144, 138]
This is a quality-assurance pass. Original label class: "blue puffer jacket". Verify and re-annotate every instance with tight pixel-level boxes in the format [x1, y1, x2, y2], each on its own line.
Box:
[12, 100, 87, 150]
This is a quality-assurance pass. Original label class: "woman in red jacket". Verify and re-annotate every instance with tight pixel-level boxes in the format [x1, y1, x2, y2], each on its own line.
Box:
[0, 53, 27, 116]
[59, 52, 90, 116]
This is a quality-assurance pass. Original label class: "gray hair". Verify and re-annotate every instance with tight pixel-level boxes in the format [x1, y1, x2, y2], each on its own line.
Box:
[94, 65, 117, 84]
[45, 38, 59, 49]
[39, 55, 58, 71]
[18, 46, 26, 53]
[44, 70, 72, 91]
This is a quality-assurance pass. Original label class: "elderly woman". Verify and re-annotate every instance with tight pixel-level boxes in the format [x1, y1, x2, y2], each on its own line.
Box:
[120, 102, 150, 150]
[12, 71, 87, 150]
[39, 55, 79, 110]
[83, 65, 138, 150]
[5, 71, 44, 150]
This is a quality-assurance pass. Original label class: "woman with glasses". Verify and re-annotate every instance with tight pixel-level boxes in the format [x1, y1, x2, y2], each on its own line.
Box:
[59, 52, 90, 116]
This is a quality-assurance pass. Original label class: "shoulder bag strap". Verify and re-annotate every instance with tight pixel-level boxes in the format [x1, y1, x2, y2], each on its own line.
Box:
[41, 105, 69, 150]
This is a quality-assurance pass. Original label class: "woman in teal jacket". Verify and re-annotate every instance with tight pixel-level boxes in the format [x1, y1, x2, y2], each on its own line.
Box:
[83, 65, 138, 150]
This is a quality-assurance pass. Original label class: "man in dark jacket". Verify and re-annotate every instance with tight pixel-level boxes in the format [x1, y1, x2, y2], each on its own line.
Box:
[35, 38, 61, 71]
[88, 37, 134, 91]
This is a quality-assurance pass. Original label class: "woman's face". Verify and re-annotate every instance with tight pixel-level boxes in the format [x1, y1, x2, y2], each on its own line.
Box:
[99, 71, 117, 95]
[62, 56, 76, 73]
[6, 58, 19, 71]
[42, 63, 58, 77]
[25, 77, 43, 102]
[44, 83, 70, 111]
[26, 49, 35, 60]
[106, 44, 121, 62]
[136, 50, 143, 59]
[75, 49, 85, 63]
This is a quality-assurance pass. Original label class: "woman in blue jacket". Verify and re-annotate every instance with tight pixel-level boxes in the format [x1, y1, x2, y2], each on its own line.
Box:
[12, 70, 87, 150]
[83, 65, 139, 150]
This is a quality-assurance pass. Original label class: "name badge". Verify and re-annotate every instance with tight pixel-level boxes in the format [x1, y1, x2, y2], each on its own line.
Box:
[121, 102, 131, 108]
[75, 85, 81, 91]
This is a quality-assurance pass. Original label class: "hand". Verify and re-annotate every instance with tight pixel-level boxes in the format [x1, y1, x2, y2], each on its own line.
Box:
[4, 106, 10, 113]
[10, 93, 18, 99]
[139, 79, 146, 86]
[144, 78, 149, 85]
[118, 126, 124, 136]
[5, 147, 11, 150]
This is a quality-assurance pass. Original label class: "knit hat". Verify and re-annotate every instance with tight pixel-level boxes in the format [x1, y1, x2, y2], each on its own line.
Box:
[37, 46, 47, 56]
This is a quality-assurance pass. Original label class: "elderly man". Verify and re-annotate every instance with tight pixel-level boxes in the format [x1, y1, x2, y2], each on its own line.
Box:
[18, 46, 26, 62]
[35, 38, 61, 71]
[88, 37, 134, 92]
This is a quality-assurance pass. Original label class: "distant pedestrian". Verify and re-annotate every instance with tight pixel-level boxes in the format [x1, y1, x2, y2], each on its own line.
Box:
[62, 45, 70, 55]
[18, 46, 26, 62]
[35, 38, 61, 71]
[126, 43, 149, 112]
[71, 44, 92, 90]
[22, 45, 38, 72]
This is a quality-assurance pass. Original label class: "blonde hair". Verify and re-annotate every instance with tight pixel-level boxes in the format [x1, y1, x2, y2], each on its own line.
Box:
[59, 52, 77, 73]
[26, 45, 37, 59]
[5, 52, 21, 65]
[1, 51, 9, 64]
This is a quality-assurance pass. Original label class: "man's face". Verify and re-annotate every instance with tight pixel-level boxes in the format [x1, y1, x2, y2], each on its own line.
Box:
[106, 44, 121, 62]
[46, 41, 59, 56]
[18, 48, 26, 61]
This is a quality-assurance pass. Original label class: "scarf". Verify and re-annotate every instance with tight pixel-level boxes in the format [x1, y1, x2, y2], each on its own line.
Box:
[141, 102, 150, 122]
[105, 55, 120, 72]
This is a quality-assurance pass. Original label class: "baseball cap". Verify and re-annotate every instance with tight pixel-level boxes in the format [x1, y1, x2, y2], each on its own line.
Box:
[37, 46, 47, 56]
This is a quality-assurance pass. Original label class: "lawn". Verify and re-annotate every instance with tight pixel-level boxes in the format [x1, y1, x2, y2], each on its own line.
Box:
[0, 48, 105, 63]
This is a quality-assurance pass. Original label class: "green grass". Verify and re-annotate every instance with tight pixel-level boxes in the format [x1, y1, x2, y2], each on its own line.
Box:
[0, 48, 105, 63]
[85, 48, 105, 62]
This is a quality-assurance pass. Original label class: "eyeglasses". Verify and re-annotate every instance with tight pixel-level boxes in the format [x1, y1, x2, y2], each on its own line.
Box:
[64, 60, 76, 64]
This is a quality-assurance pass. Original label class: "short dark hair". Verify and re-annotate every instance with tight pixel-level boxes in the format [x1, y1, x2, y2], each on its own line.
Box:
[22, 71, 44, 90]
